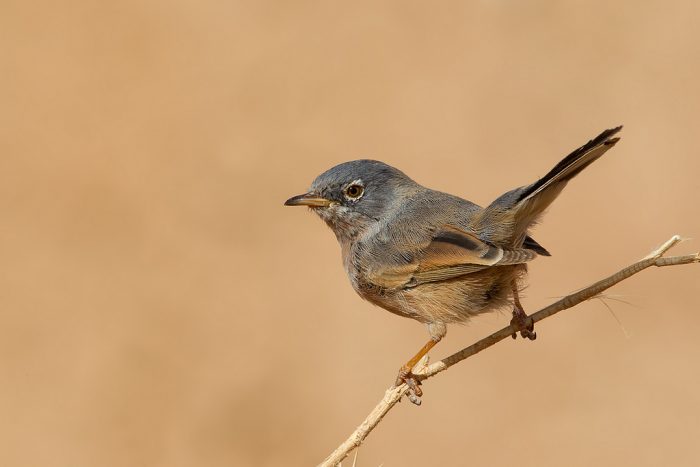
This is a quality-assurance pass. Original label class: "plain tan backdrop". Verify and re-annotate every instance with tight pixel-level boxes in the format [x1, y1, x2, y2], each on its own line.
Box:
[2, 1, 699, 466]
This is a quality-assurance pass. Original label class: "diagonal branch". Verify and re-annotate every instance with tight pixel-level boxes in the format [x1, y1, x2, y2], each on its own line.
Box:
[319, 235, 699, 467]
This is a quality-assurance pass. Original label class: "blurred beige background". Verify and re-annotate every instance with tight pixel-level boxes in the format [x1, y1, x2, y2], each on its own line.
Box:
[2, 1, 699, 466]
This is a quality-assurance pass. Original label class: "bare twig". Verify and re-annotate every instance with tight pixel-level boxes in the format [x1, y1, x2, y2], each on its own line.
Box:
[320, 235, 699, 467]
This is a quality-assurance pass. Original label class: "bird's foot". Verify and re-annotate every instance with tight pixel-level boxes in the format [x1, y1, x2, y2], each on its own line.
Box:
[511, 307, 537, 340]
[395, 365, 423, 405]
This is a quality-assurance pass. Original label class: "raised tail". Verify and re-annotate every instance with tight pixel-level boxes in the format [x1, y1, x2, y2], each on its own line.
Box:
[516, 126, 622, 207]
[483, 126, 622, 247]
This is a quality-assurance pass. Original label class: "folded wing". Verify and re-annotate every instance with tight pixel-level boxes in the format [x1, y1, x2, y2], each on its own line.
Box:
[367, 224, 539, 289]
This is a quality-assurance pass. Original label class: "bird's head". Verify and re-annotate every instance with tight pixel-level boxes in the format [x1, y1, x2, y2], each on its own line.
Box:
[285, 160, 418, 242]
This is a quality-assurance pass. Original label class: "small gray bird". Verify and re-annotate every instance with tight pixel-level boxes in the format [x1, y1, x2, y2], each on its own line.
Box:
[285, 127, 622, 395]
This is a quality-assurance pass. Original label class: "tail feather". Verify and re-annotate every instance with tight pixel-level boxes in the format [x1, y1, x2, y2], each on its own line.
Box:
[509, 126, 622, 235]
[523, 235, 551, 256]
[517, 126, 622, 204]
[481, 126, 622, 248]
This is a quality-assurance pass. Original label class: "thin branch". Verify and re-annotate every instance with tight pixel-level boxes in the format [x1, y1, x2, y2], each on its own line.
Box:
[320, 235, 699, 467]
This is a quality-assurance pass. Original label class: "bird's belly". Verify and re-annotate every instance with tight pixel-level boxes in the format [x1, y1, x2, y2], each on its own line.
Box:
[353, 267, 521, 324]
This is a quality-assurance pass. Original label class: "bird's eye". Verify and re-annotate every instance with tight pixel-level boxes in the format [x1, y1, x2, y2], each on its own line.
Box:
[344, 184, 364, 199]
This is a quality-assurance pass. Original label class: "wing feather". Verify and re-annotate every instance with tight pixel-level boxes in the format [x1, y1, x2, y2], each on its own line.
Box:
[367, 225, 539, 289]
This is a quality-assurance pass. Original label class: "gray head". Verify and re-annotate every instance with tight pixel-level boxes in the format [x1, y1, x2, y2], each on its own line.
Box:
[285, 160, 419, 242]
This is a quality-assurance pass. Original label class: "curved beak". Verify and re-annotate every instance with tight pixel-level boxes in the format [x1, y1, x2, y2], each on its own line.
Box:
[284, 192, 332, 207]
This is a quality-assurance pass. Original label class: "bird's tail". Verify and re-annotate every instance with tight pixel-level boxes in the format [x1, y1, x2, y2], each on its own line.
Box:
[482, 126, 622, 245]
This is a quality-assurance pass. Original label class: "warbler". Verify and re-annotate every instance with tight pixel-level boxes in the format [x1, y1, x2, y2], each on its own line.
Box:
[285, 126, 622, 396]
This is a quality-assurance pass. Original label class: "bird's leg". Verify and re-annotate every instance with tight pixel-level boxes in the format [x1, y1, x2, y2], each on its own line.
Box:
[395, 322, 445, 405]
[395, 338, 439, 404]
[510, 282, 536, 340]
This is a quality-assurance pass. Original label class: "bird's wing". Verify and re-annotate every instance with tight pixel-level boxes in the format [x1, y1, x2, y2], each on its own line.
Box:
[410, 225, 537, 285]
[367, 225, 538, 289]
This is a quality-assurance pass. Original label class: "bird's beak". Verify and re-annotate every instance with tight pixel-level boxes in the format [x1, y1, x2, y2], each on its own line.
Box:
[284, 192, 333, 207]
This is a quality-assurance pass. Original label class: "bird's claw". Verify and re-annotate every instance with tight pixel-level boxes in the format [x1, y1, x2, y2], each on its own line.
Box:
[510, 311, 537, 340]
[395, 366, 423, 405]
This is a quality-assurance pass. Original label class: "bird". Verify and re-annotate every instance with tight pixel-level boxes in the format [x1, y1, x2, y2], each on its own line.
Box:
[285, 126, 622, 398]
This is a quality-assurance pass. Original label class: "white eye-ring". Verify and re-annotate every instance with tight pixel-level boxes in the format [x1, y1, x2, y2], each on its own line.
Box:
[343, 180, 365, 200]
